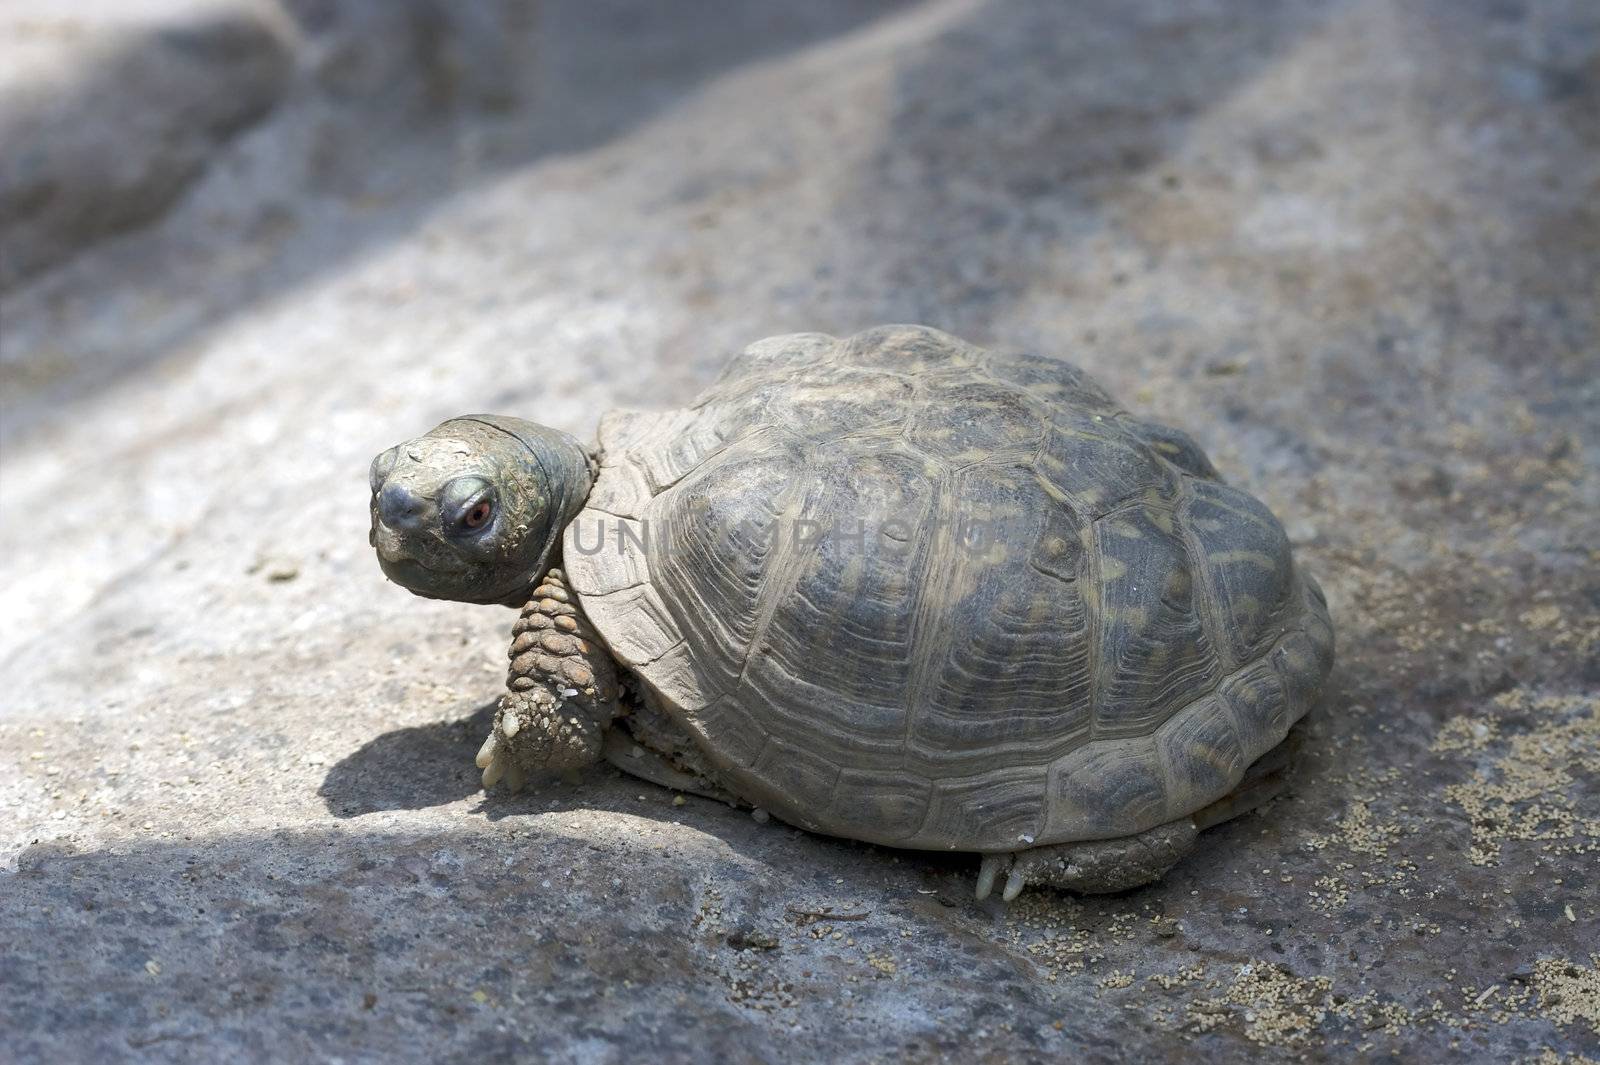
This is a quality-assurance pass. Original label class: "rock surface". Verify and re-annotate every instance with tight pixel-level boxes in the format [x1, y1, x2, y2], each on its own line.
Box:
[2, 0, 1597, 1061]
[0, 0, 294, 291]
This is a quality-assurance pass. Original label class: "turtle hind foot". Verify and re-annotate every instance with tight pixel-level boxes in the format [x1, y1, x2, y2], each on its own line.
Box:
[974, 818, 1199, 902]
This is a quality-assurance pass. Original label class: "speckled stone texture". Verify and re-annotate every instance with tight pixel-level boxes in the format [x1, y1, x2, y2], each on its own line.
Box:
[1, 1, 1596, 1062]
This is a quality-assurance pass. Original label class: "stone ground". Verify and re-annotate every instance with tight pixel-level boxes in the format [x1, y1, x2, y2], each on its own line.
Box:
[2, 0, 1597, 1061]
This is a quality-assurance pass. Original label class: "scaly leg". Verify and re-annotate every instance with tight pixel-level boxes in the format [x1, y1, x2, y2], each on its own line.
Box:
[975, 820, 1198, 901]
[476, 568, 621, 790]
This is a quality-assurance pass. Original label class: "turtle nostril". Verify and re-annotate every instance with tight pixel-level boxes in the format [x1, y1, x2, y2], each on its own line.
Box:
[378, 483, 427, 529]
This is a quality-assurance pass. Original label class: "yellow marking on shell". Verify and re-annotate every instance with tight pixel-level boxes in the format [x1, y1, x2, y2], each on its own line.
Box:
[1051, 423, 1111, 442]
[1033, 472, 1072, 504]
[1191, 743, 1239, 776]
[1104, 519, 1140, 539]
[1100, 557, 1128, 581]
[1206, 549, 1280, 569]
[1204, 492, 1281, 531]
[1028, 591, 1054, 622]
[839, 553, 865, 597]
[976, 541, 1010, 566]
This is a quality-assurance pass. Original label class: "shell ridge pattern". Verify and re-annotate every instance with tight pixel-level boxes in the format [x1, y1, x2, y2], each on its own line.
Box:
[1077, 493, 1104, 749]
[721, 470, 825, 697]
[1031, 618, 1315, 846]
[1174, 473, 1237, 676]
[898, 474, 963, 768]
[904, 473, 1096, 774]
[640, 432, 799, 686]
[1087, 495, 1224, 744]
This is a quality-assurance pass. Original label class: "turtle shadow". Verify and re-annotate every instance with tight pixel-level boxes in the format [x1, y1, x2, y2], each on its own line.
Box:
[318, 700, 498, 817]
[315, 699, 761, 831]
[317, 701, 983, 900]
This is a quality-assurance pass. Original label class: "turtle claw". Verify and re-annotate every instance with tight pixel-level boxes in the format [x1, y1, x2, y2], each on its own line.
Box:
[975, 853, 1011, 901]
[502, 761, 527, 793]
[476, 722, 530, 792]
[974, 853, 1031, 902]
[481, 748, 507, 789]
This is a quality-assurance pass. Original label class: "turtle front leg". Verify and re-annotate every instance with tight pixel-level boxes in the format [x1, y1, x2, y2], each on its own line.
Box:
[476, 568, 621, 790]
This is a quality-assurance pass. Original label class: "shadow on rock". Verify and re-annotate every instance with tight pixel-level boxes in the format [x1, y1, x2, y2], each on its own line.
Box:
[0, 824, 1096, 1062]
[318, 702, 980, 896]
[318, 700, 496, 816]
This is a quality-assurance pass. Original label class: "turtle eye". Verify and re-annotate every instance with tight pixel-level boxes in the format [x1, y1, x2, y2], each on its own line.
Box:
[440, 476, 495, 536]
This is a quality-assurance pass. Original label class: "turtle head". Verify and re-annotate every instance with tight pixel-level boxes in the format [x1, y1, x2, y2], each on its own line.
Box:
[368, 416, 594, 606]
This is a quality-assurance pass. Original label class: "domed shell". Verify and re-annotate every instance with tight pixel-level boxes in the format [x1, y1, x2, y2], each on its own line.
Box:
[563, 326, 1334, 851]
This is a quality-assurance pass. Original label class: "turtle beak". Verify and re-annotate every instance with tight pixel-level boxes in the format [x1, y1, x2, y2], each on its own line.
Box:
[371, 524, 411, 565]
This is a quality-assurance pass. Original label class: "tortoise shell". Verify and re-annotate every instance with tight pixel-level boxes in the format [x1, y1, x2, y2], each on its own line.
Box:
[563, 325, 1334, 851]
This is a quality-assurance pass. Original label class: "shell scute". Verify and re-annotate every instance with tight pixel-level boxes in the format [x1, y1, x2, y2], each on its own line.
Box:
[905, 380, 1047, 464]
[984, 348, 1121, 411]
[915, 767, 1046, 849]
[828, 770, 933, 842]
[1044, 739, 1169, 840]
[1116, 415, 1221, 481]
[1154, 694, 1245, 815]
[1182, 479, 1299, 666]
[904, 467, 1095, 774]
[1034, 418, 1181, 518]
[1090, 505, 1222, 739]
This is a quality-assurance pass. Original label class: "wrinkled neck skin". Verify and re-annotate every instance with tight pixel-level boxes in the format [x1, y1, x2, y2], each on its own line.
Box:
[464, 415, 596, 606]
[378, 415, 595, 607]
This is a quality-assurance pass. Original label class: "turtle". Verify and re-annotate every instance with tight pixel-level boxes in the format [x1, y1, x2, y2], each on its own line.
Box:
[367, 325, 1334, 899]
